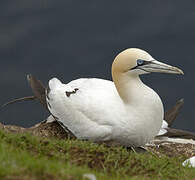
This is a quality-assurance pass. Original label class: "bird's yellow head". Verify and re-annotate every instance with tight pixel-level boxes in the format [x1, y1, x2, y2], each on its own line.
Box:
[112, 48, 184, 76]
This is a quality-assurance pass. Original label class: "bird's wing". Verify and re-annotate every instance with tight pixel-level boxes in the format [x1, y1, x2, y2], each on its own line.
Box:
[46, 77, 122, 123]
[46, 78, 123, 140]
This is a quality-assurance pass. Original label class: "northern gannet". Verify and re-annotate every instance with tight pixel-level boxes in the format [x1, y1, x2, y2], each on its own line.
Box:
[45, 48, 184, 147]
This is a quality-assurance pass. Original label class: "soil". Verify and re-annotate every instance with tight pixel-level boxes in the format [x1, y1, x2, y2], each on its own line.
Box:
[0, 121, 194, 159]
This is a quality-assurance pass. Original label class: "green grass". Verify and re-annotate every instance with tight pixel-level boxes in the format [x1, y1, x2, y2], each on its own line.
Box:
[0, 130, 194, 179]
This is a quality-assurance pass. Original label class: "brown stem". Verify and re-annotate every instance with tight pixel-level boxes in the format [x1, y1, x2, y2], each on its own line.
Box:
[164, 98, 184, 127]
[1, 96, 37, 109]
[27, 74, 48, 110]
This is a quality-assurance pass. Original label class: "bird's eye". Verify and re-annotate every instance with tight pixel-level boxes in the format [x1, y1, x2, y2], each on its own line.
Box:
[137, 59, 144, 66]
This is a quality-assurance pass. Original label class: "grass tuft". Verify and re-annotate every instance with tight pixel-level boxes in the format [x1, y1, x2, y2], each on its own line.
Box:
[0, 130, 194, 179]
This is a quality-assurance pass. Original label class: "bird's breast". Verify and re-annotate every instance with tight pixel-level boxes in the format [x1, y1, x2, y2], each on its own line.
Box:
[114, 87, 164, 146]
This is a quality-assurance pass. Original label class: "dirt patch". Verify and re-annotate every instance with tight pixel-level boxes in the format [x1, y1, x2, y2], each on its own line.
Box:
[0, 121, 195, 159]
[146, 141, 195, 158]
[0, 121, 74, 139]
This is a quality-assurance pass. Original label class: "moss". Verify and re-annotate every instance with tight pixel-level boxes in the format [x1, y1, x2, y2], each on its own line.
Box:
[0, 130, 194, 179]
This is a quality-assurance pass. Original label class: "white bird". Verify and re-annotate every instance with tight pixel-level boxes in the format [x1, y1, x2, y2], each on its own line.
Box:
[46, 48, 183, 147]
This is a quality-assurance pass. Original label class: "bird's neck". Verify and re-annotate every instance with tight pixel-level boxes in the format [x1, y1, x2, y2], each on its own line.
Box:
[112, 71, 146, 103]
[112, 70, 164, 144]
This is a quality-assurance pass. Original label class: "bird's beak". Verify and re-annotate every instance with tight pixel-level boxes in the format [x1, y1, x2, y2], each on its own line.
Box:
[139, 60, 184, 75]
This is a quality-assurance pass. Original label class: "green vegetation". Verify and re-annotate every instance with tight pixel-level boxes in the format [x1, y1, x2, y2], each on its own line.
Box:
[0, 130, 194, 180]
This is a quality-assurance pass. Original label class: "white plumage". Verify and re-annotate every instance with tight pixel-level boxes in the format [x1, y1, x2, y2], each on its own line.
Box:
[46, 48, 183, 147]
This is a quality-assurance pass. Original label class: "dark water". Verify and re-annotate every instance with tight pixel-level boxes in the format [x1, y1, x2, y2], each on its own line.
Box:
[0, 1, 194, 131]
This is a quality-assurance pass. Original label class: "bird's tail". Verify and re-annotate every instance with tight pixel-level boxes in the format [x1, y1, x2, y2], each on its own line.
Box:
[48, 78, 62, 90]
